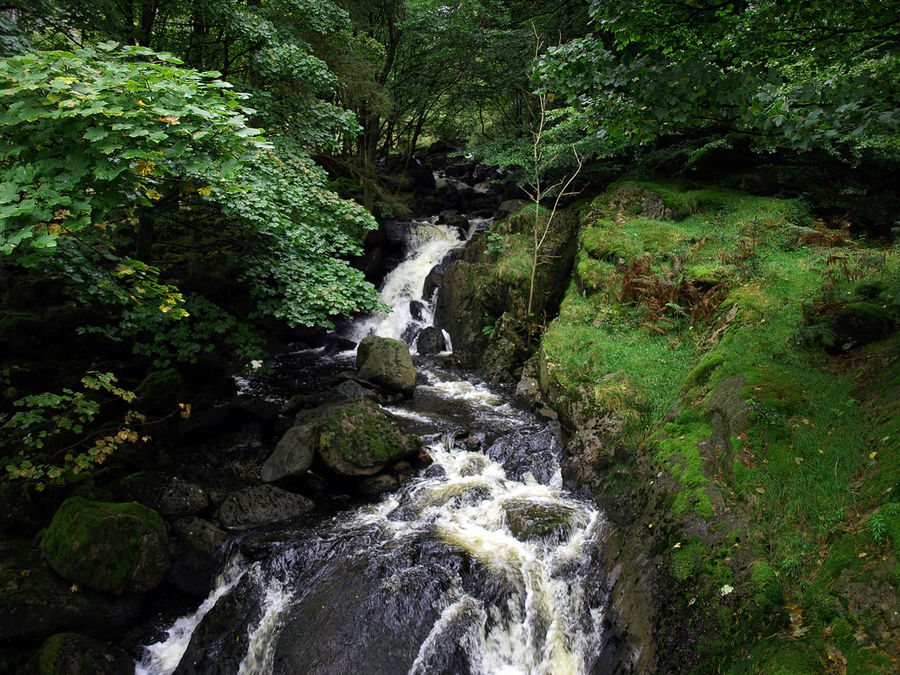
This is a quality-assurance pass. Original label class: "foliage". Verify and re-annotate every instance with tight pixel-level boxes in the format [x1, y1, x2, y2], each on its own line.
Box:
[537, 0, 900, 159]
[0, 371, 143, 490]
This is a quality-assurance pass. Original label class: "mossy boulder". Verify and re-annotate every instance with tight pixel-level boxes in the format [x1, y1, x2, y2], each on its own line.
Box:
[0, 540, 142, 641]
[135, 367, 188, 415]
[32, 632, 133, 675]
[39, 497, 171, 594]
[314, 400, 421, 477]
[503, 500, 575, 542]
[356, 335, 417, 396]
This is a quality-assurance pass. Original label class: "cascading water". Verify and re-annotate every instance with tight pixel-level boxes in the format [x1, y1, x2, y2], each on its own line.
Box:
[136, 218, 611, 674]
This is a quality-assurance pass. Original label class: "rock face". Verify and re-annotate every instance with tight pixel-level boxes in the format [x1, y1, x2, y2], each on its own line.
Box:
[39, 497, 171, 594]
[215, 485, 314, 531]
[260, 425, 316, 483]
[314, 400, 421, 477]
[416, 326, 446, 354]
[356, 335, 417, 396]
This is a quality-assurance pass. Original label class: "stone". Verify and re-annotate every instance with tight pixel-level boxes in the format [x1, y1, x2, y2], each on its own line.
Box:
[356, 335, 417, 396]
[503, 500, 575, 542]
[168, 517, 227, 596]
[40, 497, 171, 594]
[215, 485, 314, 531]
[112, 471, 209, 520]
[494, 199, 527, 221]
[31, 632, 133, 675]
[357, 474, 399, 495]
[229, 395, 281, 423]
[314, 400, 421, 477]
[416, 326, 446, 354]
[0, 540, 142, 641]
[260, 425, 316, 483]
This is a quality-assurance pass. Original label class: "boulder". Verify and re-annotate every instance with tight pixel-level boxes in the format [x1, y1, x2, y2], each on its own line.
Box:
[135, 368, 187, 415]
[503, 500, 575, 542]
[215, 485, 314, 531]
[112, 471, 209, 520]
[357, 474, 399, 495]
[260, 425, 316, 483]
[168, 517, 227, 596]
[314, 400, 421, 477]
[356, 335, 417, 396]
[495, 199, 527, 221]
[30, 632, 133, 675]
[39, 497, 171, 594]
[825, 301, 895, 352]
[0, 540, 142, 642]
[416, 326, 447, 354]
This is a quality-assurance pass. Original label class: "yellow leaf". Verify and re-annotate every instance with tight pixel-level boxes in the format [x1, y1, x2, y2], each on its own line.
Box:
[197, 185, 213, 197]
[158, 115, 180, 125]
[136, 100, 149, 106]
[869, 451, 877, 460]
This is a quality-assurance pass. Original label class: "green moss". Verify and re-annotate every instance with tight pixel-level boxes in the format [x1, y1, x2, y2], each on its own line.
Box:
[684, 354, 726, 389]
[39, 497, 169, 594]
[581, 223, 643, 262]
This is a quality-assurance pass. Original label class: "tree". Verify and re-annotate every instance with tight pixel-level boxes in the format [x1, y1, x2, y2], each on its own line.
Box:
[537, 0, 900, 160]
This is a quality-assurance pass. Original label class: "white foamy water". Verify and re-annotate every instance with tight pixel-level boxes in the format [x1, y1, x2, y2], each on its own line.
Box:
[349, 220, 471, 349]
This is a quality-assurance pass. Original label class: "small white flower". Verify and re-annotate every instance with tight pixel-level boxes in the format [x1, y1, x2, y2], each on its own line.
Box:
[720, 584, 734, 596]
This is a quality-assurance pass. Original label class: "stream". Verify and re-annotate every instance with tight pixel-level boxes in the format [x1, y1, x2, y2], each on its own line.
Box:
[136, 213, 613, 674]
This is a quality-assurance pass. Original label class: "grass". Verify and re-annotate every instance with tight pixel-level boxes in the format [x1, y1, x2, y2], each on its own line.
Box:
[537, 179, 900, 672]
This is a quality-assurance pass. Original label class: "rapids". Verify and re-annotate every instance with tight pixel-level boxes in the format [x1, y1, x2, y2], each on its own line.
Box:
[136, 214, 611, 674]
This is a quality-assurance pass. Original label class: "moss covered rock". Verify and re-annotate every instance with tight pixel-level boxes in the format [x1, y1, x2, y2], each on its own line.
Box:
[315, 400, 421, 477]
[503, 500, 574, 542]
[135, 367, 188, 415]
[356, 335, 417, 396]
[33, 632, 133, 675]
[825, 301, 895, 352]
[39, 497, 171, 594]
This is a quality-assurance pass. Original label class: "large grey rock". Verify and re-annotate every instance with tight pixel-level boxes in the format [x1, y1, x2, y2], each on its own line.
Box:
[356, 335, 417, 396]
[215, 486, 314, 531]
[168, 517, 227, 596]
[260, 425, 316, 483]
[416, 326, 446, 354]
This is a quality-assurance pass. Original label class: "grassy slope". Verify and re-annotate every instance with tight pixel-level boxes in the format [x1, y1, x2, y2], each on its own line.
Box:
[536, 181, 900, 672]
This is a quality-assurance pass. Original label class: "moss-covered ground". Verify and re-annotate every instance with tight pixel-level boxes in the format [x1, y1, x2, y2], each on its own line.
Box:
[526, 180, 899, 671]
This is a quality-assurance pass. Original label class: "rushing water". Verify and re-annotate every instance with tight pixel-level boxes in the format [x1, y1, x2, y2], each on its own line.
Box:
[137, 217, 610, 674]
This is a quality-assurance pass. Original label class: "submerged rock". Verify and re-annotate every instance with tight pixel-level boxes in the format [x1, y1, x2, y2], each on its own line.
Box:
[39, 497, 171, 595]
[356, 335, 418, 396]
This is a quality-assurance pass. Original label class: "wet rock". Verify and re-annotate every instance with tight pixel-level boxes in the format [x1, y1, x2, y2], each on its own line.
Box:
[356, 335, 418, 396]
[357, 474, 399, 495]
[29, 632, 133, 675]
[112, 471, 209, 520]
[438, 212, 469, 233]
[229, 395, 281, 423]
[40, 497, 171, 594]
[504, 500, 575, 542]
[514, 375, 542, 409]
[314, 400, 421, 477]
[0, 540, 142, 641]
[215, 485, 314, 531]
[383, 221, 413, 244]
[416, 326, 446, 354]
[409, 300, 426, 322]
[422, 248, 463, 299]
[168, 517, 227, 596]
[333, 379, 384, 403]
[261, 424, 316, 483]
